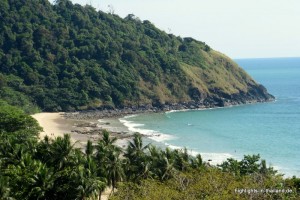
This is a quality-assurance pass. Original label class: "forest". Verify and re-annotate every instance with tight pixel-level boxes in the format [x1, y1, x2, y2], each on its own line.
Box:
[1, 1, 295, 198]
[0, 102, 299, 199]
[0, 0, 273, 113]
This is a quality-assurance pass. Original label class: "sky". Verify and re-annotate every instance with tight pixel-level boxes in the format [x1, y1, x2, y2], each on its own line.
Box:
[54, 0, 300, 59]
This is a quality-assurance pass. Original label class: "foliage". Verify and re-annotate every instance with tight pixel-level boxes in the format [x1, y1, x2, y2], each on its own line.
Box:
[0, 105, 298, 199]
[0, 0, 271, 112]
[218, 154, 277, 177]
[0, 100, 42, 138]
[111, 169, 298, 200]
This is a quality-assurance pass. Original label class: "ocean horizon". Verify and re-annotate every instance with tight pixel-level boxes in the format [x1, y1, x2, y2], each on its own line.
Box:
[118, 57, 300, 177]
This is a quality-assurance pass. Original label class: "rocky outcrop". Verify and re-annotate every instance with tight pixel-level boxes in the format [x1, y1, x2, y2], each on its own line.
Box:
[64, 87, 274, 120]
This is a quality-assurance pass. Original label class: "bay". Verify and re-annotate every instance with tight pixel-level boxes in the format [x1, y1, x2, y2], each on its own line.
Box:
[120, 57, 300, 177]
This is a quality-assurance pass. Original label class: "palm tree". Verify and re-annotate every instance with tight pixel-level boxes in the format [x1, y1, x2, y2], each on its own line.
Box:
[173, 148, 190, 171]
[101, 130, 117, 147]
[34, 136, 52, 163]
[49, 134, 77, 170]
[95, 130, 121, 166]
[5, 152, 56, 200]
[190, 154, 203, 169]
[74, 158, 105, 200]
[27, 163, 55, 199]
[85, 140, 94, 158]
[148, 145, 160, 158]
[147, 148, 176, 181]
[124, 133, 150, 181]
[162, 157, 175, 180]
[95, 130, 123, 197]
[125, 133, 149, 160]
[164, 147, 175, 161]
[105, 151, 124, 195]
[0, 138, 19, 167]
[0, 175, 13, 200]
[95, 130, 121, 169]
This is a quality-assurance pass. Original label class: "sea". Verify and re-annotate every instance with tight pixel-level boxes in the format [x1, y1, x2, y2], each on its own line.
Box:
[118, 57, 300, 177]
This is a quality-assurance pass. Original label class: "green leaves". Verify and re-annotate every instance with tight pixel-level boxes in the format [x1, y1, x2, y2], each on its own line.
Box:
[218, 154, 278, 177]
[0, 101, 41, 137]
[95, 131, 124, 193]
[0, 0, 272, 112]
[0, 106, 298, 199]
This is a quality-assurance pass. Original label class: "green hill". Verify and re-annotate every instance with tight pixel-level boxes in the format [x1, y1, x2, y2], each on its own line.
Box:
[0, 0, 274, 112]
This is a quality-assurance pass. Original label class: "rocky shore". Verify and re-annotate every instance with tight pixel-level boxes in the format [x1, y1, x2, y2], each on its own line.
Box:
[33, 87, 275, 149]
[64, 90, 275, 120]
[69, 121, 133, 148]
[32, 113, 134, 149]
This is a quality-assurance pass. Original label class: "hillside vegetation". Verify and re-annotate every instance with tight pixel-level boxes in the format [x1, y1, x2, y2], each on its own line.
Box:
[0, 104, 300, 200]
[0, 103, 299, 199]
[0, 0, 273, 112]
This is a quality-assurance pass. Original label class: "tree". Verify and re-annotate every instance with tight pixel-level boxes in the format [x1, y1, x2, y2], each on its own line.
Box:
[95, 130, 123, 196]
[240, 154, 260, 175]
[125, 133, 149, 160]
[190, 154, 203, 169]
[85, 140, 94, 158]
[95, 130, 121, 171]
[48, 134, 77, 170]
[0, 175, 13, 200]
[74, 158, 105, 200]
[158, 155, 175, 181]
[173, 148, 190, 171]
[0, 73, 6, 89]
[5, 153, 55, 200]
[100, 130, 118, 148]
[124, 133, 150, 181]
[0, 101, 42, 138]
[218, 158, 241, 176]
[106, 150, 124, 195]
[26, 163, 55, 199]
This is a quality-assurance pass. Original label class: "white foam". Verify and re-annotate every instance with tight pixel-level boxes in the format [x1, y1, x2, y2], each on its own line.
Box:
[123, 114, 138, 119]
[119, 117, 176, 142]
[165, 109, 190, 114]
[200, 152, 234, 165]
[271, 165, 299, 178]
[164, 143, 233, 165]
[164, 143, 182, 150]
[98, 119, 105, 123]
[165, 106, 225, 115]
[120, 113, 234, 166]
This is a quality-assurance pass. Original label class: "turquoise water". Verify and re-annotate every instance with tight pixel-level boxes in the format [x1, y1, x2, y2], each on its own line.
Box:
[120, 58, 300, 177]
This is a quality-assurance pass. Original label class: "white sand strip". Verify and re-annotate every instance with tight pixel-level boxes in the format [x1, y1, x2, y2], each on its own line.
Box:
[31, 112, 69, 139]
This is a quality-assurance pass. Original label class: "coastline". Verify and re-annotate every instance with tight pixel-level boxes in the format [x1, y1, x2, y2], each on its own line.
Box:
[31, 112, 69, 139]
[31, 111, 232, 165]
[58, 100, 275, 150]
[63, 98, 274, 121]
[32, 99, 274, 145]
[31, 112, 133, 149]
[31, 100, 275, 163]
[32, 100, 298, 177]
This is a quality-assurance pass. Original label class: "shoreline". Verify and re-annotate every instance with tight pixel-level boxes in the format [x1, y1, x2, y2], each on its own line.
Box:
[32, 102, 297, 177]
[31, 112, 133, 149]
[31, 112, 69, 140]
[31, 100, 274, 149]
[63, 99, 274, 121]
[31, 111, 234, 165]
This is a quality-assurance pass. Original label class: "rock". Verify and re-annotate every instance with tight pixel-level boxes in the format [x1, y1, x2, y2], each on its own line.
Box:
[64, 91, 274, 120]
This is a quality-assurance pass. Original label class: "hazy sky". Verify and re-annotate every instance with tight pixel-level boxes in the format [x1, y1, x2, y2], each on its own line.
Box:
[56, 0, 300, 58]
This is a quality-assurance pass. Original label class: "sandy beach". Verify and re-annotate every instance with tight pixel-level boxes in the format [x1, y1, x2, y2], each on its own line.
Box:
[31, 112, 69, 139]
[31, 112, 132, 148]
